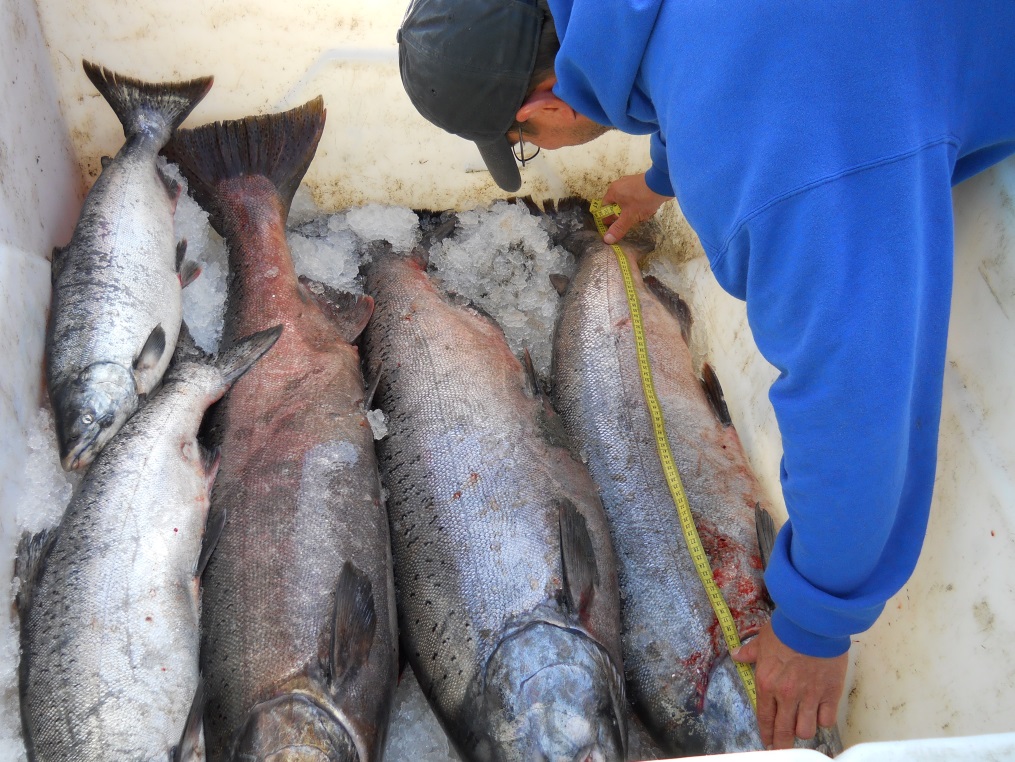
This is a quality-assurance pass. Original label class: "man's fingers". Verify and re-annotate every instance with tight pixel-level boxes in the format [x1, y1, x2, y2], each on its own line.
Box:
[817, 699, 839, 729]
[604, 216, 633, 244]
[730, 640, 757, 663]
[754, 689, 777, 749]
[794, 703, 818, 741]
[772, 698, 800, 750]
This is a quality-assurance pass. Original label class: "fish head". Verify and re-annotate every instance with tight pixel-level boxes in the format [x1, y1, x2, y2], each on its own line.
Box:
[230, 693, 359, 762]
[479, 623, 627, 762]
[53, 362, 138, 471]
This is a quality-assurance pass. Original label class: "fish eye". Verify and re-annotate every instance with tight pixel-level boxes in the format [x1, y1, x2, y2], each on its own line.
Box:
[81, 413, 95, 425]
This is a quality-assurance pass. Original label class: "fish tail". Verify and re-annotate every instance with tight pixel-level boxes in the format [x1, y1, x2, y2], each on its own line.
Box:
[82, 60, 213, 145]
[162, 97, 326, 235]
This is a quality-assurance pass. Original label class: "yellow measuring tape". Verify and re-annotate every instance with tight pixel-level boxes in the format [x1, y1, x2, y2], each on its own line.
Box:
[589, 199, 757, 710]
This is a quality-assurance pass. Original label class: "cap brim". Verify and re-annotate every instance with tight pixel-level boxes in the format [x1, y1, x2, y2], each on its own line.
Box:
[476, 138, 522, 193]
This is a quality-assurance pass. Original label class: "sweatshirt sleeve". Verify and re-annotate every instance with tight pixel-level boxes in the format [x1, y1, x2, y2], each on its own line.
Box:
[645, 132, 675, 197]
[709, 143, 958, 657]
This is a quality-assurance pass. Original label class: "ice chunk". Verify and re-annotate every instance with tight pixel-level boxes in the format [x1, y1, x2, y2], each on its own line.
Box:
[345, 204, 421, 251]
[367, 409, 388, 440]
[384, 671, 461, 761]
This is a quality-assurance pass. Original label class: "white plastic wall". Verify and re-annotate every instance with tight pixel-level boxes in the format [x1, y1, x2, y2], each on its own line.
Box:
[2, 0, 1013, 758]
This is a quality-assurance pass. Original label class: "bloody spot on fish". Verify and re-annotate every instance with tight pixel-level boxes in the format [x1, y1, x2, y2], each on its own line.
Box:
[452, 491, 462, 500]
[173, 528, 178, 533]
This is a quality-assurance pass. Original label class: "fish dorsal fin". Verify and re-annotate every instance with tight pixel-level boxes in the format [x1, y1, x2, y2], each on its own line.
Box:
[134, 324, 167, 374]
[328, 560, 377, 689]
[699, 363, 732, 428]
[548, 273, 570, 296]
[644, 275, 693, 347]
[15, 529, 58, 618]
[171, 678, 206, 762]
[297, 276, 374, 344]
[196, 504, 226, 579]
[755, 503, 777, 572]
[215, 325, 283, 386]
[558, 498, 599, 620]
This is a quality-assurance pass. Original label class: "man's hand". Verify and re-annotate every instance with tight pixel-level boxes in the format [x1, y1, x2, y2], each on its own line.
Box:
[601, 173, 672, 243]
[731, 622, 848, 750]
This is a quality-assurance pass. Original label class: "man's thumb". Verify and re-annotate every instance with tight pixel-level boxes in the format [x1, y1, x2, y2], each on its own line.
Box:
[731, 639, 757, 664]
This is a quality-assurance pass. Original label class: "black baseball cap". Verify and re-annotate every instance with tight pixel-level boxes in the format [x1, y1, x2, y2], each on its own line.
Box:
[397, 0, 542, 192]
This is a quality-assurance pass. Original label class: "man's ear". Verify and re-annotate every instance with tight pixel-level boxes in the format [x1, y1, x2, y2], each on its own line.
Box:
[515, 90, 574, 124]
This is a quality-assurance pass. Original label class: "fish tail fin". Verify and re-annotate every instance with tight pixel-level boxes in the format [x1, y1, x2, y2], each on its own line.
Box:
[82, 60, 212, 145]
[162, 97, 326, 235]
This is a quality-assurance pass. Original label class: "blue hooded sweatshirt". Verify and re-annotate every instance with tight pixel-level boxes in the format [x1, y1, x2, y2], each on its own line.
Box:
[548, 0, 1015, 657]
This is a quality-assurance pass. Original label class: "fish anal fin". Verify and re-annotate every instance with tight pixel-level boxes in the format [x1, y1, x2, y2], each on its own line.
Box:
[699, 363, 733, 428]
[158, 164, 183, 208]
[297, 276, 374, 344]
[558, 498, 599, 621]
[328, 560, 377, 689]
[134, 324, 167, 375]
[100, 155, 112, 169]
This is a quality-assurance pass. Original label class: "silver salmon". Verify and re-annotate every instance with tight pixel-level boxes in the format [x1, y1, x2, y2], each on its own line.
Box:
[551, 208, 841, 756]
[18, 325, 281, 761]
[164, 98, 398, 761]
[46, 60, 213, 472]
[362, 241, 628, 762]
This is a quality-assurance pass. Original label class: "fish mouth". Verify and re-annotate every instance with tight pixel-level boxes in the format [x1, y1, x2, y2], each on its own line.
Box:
[60, 431, 101, 472]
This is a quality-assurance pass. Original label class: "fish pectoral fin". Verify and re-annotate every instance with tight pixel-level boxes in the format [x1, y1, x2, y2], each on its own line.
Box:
[558, 498, 600, 619]
[14, 528, 58, 618]
[328, 560, 377, 689]
[215, 325, 283, 386]
[297, 276, 375, 343]
[699, 363, 733, 428]
[134, 324, 168, 376]
[755, 502, 778, 573]
[171, 678, 206, 762]
[196, 505, 226, 579]
[644, 275, 694, 347]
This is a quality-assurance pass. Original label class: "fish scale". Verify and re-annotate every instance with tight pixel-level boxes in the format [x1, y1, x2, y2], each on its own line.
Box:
[551, 213, 842, 757]
[164, 98, 398, 761]
[18, 327, 280, 761]
[363, 244, 628, 761]
[46, 60, 212, 472]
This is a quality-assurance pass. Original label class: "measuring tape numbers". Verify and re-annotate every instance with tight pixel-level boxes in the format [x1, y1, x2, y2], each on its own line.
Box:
[589, 199, 758, 710]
